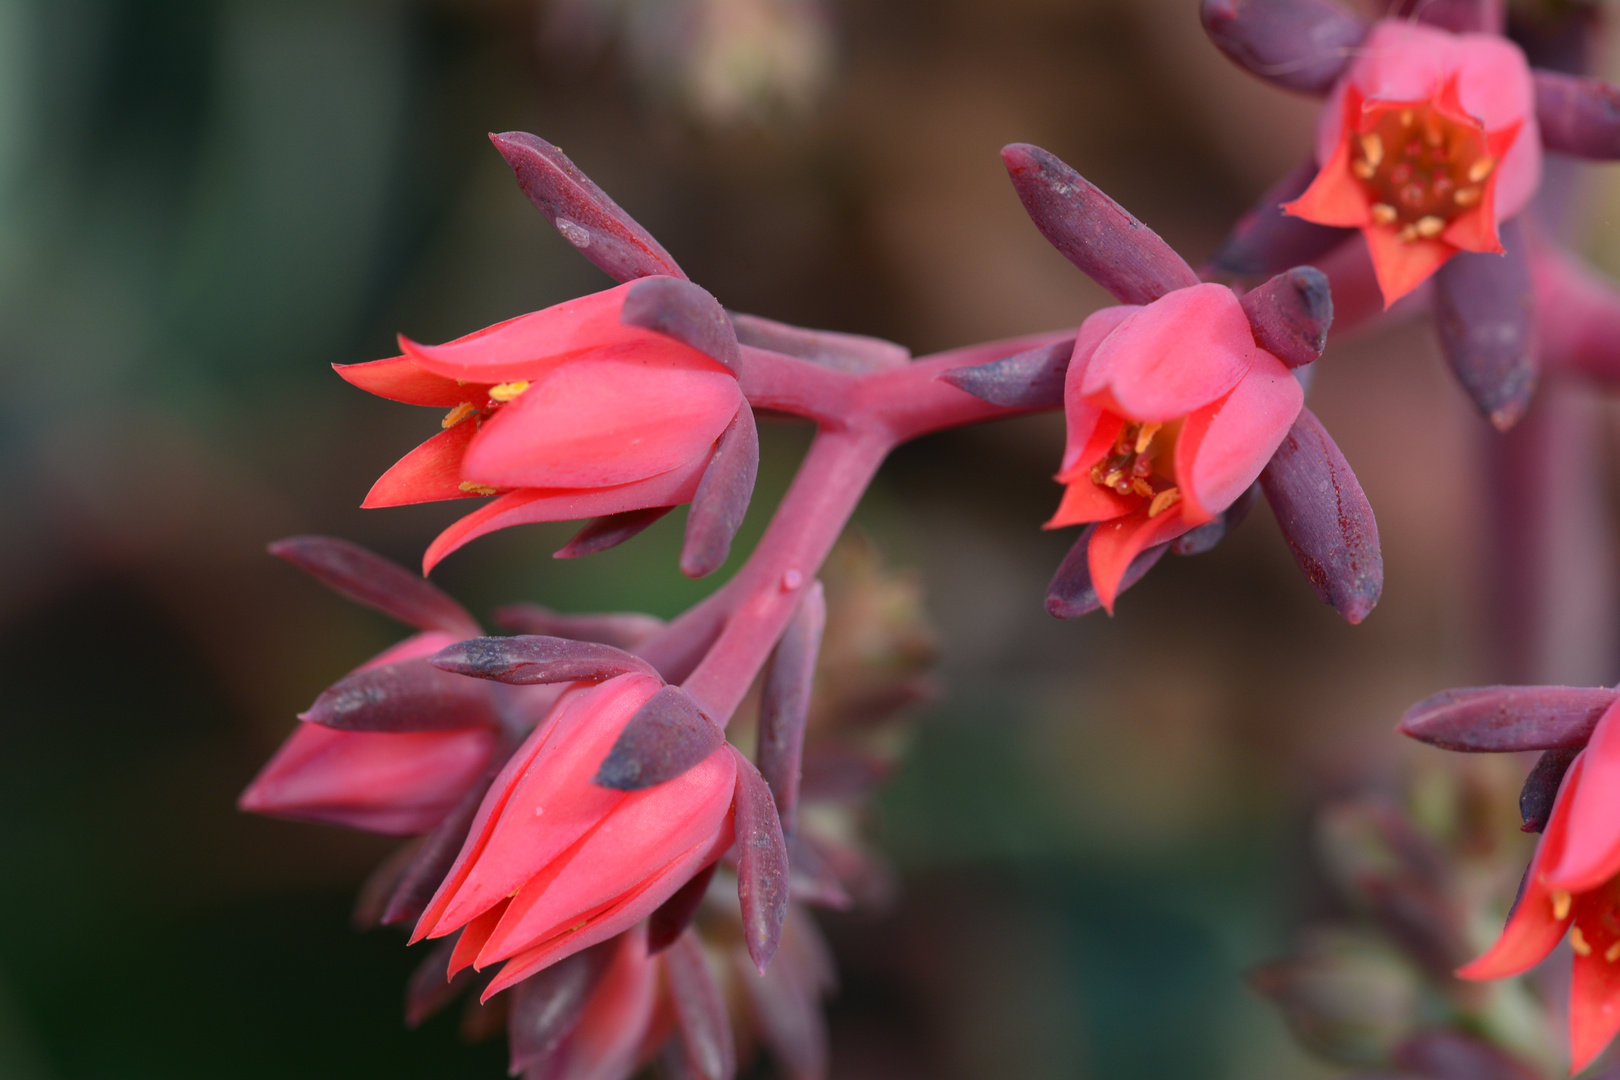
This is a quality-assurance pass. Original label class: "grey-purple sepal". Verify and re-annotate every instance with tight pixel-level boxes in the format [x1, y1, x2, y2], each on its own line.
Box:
[1402, 0, 1505, 33]
[1241, 266, 1333, 369]
[269, 536, 481, 638]
[382, 768, 500, 926]
[757, 582, 826, 835]
[491, 603, 665, 650]
[731, 311, 910, 374]
[1536, 70, 1620, 159]
[736, 910, 832, 1079]
[648, 861, 721, 953]
[1046, 525, 1169, 619]
[732, 746, 791, 974]
[1208, 161, 1353, 277]
[938, 336, 1075, 409]
[621, 276, 742, 373]
[1520, 747, 1579, 833]
[594, 685, 726, 791]
[489, 131, 686, 283]
[789, 833, 854, 911]
[404, 937, 477, 1028]
[1199, 0, 1367, 96]
[1002, 143, 1201, 305]
[1259, 407, 1382, 624]
[1171, 483, 1260, 556]
[1397, 685, 1617, 751]
[554, 506, 675, 560]
[506, 943, 615, 1075]
[682, 401, 760, 579]
[1391, 1029, 1540, 1080]
[664, 931, 739, 1080]
[1433, 220, 1537, 432]
[300, 661, 498, 732]
[429, 635, 661, 685]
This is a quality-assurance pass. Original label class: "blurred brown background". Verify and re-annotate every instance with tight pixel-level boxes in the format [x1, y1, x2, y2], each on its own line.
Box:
[2, 1, 1618, 1077]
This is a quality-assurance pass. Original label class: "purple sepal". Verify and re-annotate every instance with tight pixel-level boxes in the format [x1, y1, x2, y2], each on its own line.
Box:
[736, 916, 829, 1080]
[664, 932, 738, 1080]
[1208, 161, 1354, 276]
[1199, 0, 1367, 96]
[621, 276, 741, 372]
[1536, 70, 1620, 159]
[938, 336, 1075, 409]
[268, 536, 480, 638]
[648, 860, 721, 954]
[1172, 483, 1260, 556]
[404, 936, 477, 1028]
[1396, 685, 1617, 751]
[758, 582, 826, 836]
[1241, 266, 1332, 369]
[594, 685, 726, 790]
[1047, 524, 1169, 619]
[1433, 219, 1537, 432]
[731, 312, 910, 374]
[681, 401, 759, 579]
[491, 603, 665, 649]
[800, 747, 890, 802]
[1258, 407, 1382, 624]
[1001, 143, 1201, 305]
[429, 635, 660, 685]
[488, 131, 686, 283]
[1402, 0, 1505, 34]
[554, 506, 674, 559]
[1520, 747, 1579, 833]
[383, 768, 499, 926]
[790, 833, 854, 911]
[352, 841, 420, 930]
[506, 943, 615, 1075]
[731, 746, 791, 974]
[1391, 1030, 1540, 1080]
[300, 660, 497, 733]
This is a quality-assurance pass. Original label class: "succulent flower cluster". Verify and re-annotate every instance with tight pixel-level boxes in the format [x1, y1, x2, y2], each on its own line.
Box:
[239, 0, 1620, 1075]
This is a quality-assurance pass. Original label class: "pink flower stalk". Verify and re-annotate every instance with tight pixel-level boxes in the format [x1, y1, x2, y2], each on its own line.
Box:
[412, 671, 737, 998]
[1284, 19, 1538, 306]
[1046, 284, 1303, 611]
[337, 279, 743, 572]
[238, 631, 500, 835]
[1457, 696, 1620, 1073]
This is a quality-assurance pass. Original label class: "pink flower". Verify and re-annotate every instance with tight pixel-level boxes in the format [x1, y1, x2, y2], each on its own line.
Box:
[338, 279, 743, 571]
[412, 671, 737, 997]
[238, 632, 499, 836]
[1046, 283, 1303, 611]
[1284, 19, 1538, 306]
[1459, 697, 1620, 1073]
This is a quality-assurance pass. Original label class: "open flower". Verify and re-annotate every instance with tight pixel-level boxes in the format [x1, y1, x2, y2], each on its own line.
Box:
[338, 278, 743, 571]
[1284, 19, 1538, 306]
[1047, 283, 1303, 611]
[412, 672, 738, 997]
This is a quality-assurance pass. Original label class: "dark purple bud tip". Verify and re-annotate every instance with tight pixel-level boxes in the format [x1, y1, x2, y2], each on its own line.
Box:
[300, 660, 498, 733]
[554, 506, 673, 559]
[939, 336, 1075, 409]
[1259, 407, 1381, 624]
[1397, 685, 1617, 752]
[488, 131, 685, 283]
[732, 747, 790, 974]
[1241, 267, 1333, 368]
[268, 535, 480, 638]
[1047, 525, 1168, 619]
[1199, 0, 1367, 96]
[1172, 483, 1260, 556]
[1520, 747, 1579, 833]
[595, 685, 726, 790]
[1432, 220, 1536, 432]
[1209, 161, 1354, 277]
[1001, 143, 1200, 305]
[622, 277, 741, 372]
[681, 402, 759, 579]
[731, 311, 910, 373]
[428, 635, 660, 684]
[1536, 71, 1620, 160]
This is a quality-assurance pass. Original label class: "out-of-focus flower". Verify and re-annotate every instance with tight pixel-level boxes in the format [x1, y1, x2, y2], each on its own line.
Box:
[1046, 284, 1303, 610]
[1285, 19, 1538, 305]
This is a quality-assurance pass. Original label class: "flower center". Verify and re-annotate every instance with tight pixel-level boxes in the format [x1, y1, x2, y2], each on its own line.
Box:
[1090, 420, 1183, 518]
[1350, 102, 1493, 243]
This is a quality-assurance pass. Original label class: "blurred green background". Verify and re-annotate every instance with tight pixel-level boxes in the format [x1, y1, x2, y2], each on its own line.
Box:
[3, 1, 1618, 1077]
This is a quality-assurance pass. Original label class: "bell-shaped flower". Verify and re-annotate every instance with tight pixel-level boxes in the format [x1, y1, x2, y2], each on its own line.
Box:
[238, 631, 501, 835]
[1458, 695, 1620, 1073]
[1046, 283, 1303, 611]
[338, 278, 744, 572]
[412, 671, 738, 997]
[1284, 18, 1538, 306]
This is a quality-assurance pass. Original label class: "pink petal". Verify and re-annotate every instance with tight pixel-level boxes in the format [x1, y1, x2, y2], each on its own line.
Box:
[333, 356, 489, 407]
[1060, 305, 1138, 474]
[1085, 507, 1193, 614]
[1547, 701, 1620, 892]
[363, 422, 485, 508]
[1079, 284, 1255, 422]
[1571, 918, 1620, 1074]
[1175, 354, 1303, 525]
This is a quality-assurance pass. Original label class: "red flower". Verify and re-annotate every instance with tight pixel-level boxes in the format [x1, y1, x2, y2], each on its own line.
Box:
[337, 279, 743, 571]
[1459, 697, 1620, 1073]
[1047, 283, 1303, 611]
[412, 672, 737, 997]
[238, 632, 499, 835]
[1284, 19, 1538, 306]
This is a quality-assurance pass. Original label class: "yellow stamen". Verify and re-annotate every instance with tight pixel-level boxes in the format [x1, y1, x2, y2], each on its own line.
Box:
[441, 402, 478, 429]
[1468, 156, 1495, 183]
[459, 481, 498, 496]
[1134, 422, 1162, 456]
[1554, 890, 1573, 920]
[1360, 133, 1383, 168]
[1399, 223, 1418, 243]
[1131, 479, 1153, 498]
[1351, 160, 1376, 180]
[1572, 925, 1593, 957]
[1606, 941, 1620, 963]
[488, 380, 530, 403]
[1453, 187, 1481, 207]
[1370, 203, 1398, 226]
[1415, 215, 1445, 239]
[1400, 108, 1414, 128]
[1148, 487, 1181, 518]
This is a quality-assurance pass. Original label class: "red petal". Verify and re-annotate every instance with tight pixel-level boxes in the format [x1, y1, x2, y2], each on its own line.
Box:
[1085, 507, 1192, 614]
[1283, 136, 1372, 230]
[1547, 701, 1620, 892]
[1362, 225, 1455, 308]
[1571, 931, 1620, 1073]
[1046, 478, 1137, 529]
[334, 356, 489, 407]
[1175, 354, 1302, 525]
[363, 422, 484, 508]
[447, 900, 508, 977]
